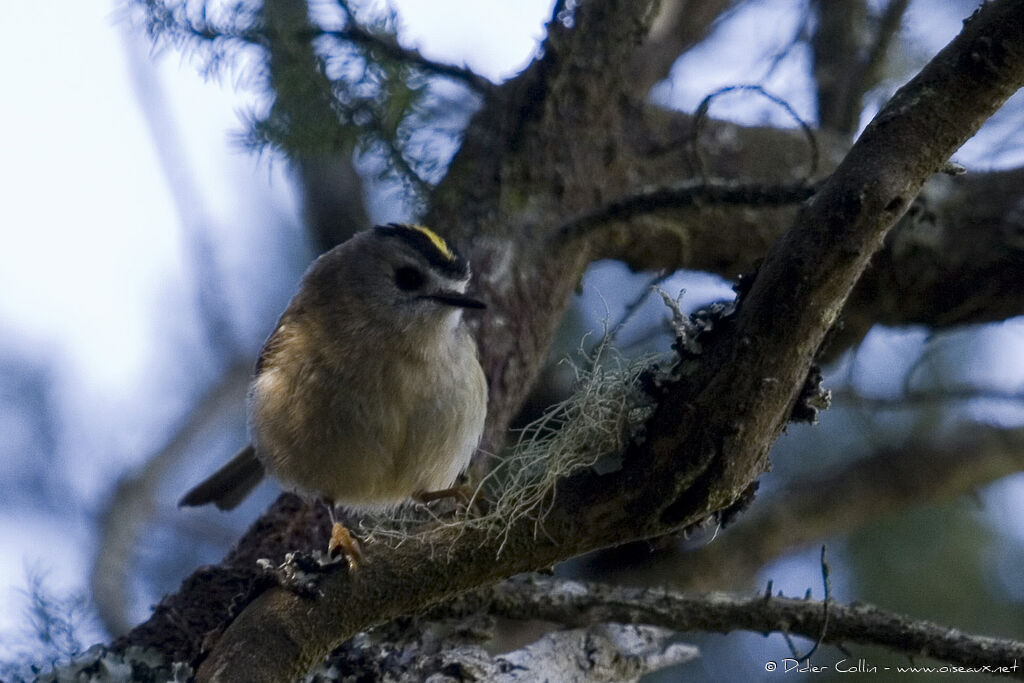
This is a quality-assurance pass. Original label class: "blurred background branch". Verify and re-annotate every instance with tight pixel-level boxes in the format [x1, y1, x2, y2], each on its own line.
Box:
[663, 423, 1024, 591]
[460, 574, 1024, 672]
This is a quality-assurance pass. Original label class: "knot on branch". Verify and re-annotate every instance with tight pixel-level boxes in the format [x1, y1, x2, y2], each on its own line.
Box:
[789, 365, 832, 425]
[638, 287, 741, 400]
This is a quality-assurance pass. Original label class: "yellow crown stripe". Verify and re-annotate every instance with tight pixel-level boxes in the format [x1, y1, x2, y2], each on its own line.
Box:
[410, 224, 456, 262]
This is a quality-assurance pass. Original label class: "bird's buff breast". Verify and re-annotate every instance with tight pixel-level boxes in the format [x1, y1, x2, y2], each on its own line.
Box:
[250, 341, 486, 509]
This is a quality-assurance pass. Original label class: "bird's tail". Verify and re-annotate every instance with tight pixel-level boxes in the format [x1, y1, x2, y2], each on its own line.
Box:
[179, 443, 265, 510]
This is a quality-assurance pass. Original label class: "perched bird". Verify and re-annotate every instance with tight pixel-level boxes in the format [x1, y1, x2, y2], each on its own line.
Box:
[179, 224, 488, 564]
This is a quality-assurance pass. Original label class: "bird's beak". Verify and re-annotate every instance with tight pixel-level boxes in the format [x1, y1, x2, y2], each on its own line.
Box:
[423, 291, 486, 309]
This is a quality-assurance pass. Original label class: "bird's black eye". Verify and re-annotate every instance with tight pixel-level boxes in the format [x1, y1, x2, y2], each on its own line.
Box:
[394, 266, 425, 291]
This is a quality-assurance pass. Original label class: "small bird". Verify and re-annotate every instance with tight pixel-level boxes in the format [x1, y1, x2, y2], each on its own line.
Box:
[179, 224, 488, 564]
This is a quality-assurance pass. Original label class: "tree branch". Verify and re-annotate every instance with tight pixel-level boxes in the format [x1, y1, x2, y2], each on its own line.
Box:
[553, 180, 815, 247]
[91, 364, 250, 636]
[592, 115, 1024, 354]
[467, 575, 1024, 676]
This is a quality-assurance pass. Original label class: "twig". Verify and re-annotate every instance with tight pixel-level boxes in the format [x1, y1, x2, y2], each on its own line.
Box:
[323, 25, 493, 93]
[758, 6, 812, 83]
[586, 271, 674, 361]
[136, 1, 491, 92]
[691, 85, 820, 182]
[783, 546, 831, 662]
[362, 130, 434, 202]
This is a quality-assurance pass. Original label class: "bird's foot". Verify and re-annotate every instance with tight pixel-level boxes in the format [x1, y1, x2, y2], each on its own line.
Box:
[328, 521, 364, 571]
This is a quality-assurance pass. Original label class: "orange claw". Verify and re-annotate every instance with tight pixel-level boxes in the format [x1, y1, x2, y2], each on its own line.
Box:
[328, 522, 364, 570]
